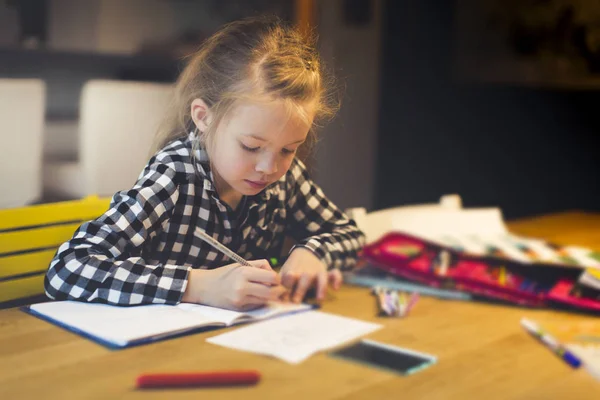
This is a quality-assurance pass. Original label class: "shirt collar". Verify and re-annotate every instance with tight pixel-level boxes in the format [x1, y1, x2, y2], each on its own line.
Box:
[189, 131, 216, 192]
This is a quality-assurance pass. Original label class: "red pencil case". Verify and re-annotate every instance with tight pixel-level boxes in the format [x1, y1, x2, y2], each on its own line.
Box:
[361, 232, 600, 313]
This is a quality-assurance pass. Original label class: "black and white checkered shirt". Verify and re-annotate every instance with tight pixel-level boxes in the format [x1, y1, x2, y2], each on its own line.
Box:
[45, 134, 365, 305]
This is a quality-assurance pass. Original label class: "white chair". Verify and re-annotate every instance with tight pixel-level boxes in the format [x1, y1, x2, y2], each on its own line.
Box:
[0, 79, 46, 208]
[44, 80, 173, 199]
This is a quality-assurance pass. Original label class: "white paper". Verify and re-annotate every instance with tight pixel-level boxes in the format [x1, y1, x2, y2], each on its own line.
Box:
[440, 234, 489, 254]
[507, 235, 563, 263]
[562, 246, 600, 269]
[508, 236, 600, 267]
[206, 310, 382, 364]
[478, 234, 534, 263]
[567, 344, 600, 381]
[390, 208, 507, 239]
[356, 203, 451, 243]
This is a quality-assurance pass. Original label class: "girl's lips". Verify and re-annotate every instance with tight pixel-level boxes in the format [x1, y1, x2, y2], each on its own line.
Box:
[244, 179, 268, 189]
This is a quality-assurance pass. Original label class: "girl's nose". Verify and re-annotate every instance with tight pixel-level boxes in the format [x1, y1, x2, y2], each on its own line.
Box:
[255, 153, 278, 175]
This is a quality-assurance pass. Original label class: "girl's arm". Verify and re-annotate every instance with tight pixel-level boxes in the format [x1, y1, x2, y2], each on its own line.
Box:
[285, 159, 366, 270]
[44, 160, 189, 306]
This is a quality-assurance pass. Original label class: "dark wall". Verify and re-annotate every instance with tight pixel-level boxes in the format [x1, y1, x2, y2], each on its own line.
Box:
[375, 0, 600, 220]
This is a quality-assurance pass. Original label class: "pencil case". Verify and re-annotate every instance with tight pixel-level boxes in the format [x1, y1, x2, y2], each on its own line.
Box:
[360, 232, 600, 313]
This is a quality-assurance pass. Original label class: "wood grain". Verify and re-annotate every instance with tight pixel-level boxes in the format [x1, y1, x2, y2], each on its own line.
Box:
[1, 211, 598, 399]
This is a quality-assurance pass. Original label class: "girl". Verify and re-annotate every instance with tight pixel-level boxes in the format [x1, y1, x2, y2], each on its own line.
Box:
[45, 17, 365, 311]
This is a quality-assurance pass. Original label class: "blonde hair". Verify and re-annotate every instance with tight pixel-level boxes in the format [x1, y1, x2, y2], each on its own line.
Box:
[154, 16, 337, 157]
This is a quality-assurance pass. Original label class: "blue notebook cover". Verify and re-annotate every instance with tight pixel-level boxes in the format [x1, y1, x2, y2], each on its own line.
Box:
[21, 302, 317, 350]
[21, 305, 224, 350]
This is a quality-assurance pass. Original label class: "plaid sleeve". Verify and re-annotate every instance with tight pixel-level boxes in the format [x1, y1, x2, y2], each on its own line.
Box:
[44, 161, 191, 306]
[286, 159, 366, 270]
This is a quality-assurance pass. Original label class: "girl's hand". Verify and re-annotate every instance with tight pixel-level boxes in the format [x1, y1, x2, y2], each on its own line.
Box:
[182, 259, 287, 311]
[279, 247, 343, 303]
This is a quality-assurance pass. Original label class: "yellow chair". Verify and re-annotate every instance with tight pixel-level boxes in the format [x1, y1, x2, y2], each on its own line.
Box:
[0, 196, 111, 306]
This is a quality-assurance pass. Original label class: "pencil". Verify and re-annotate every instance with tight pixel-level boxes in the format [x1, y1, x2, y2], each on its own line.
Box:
[194, 227, 251, 266]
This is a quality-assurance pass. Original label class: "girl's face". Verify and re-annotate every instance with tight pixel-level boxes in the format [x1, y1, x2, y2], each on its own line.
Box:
[210, 100, 313, 203]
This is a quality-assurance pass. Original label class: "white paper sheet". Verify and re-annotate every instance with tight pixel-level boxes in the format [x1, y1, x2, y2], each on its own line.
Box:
[567, 344, 600, 381]
[390, 208, 508, 240]
[206, 310, 382, 364]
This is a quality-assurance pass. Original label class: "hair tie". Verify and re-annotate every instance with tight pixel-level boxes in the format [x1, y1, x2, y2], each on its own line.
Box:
[304, 59, 315, 71]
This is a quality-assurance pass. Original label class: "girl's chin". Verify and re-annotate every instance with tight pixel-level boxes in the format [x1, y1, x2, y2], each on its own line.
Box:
[241, 187, 266, 196]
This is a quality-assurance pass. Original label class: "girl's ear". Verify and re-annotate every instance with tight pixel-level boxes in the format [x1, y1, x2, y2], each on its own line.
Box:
[190, 98, 212, 132]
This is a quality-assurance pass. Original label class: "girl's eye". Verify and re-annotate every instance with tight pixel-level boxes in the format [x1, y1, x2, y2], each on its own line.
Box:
[241, 143, 260, 152]
[281, 148, 296, 155]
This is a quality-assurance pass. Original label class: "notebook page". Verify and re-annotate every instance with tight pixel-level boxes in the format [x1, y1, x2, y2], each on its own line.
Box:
[239, 301, 313, 321]
[176, 303, 243, 325]
[177, 301, 312, 325]
[29, 301, 220, 346]
[207, 311, 382, 364]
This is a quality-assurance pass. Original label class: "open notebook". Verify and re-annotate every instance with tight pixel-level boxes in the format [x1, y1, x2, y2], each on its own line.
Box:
[24, 300, 312, 349]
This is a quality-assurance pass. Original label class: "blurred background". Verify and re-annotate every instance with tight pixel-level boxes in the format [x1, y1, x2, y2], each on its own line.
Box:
[1, 0, 600, 220]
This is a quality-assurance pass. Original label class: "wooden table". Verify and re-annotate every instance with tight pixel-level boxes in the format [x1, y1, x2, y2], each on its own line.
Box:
[1, 211, 599, 399]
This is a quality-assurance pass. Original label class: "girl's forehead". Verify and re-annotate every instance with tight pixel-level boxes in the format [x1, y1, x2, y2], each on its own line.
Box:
[225, 99, 314, 130]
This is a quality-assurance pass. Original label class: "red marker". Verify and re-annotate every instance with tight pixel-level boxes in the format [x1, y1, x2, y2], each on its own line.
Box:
[136, 370, 261, 389]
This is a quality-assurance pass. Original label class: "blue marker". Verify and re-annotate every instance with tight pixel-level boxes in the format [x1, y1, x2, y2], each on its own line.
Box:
[520, 318, 581, 368]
